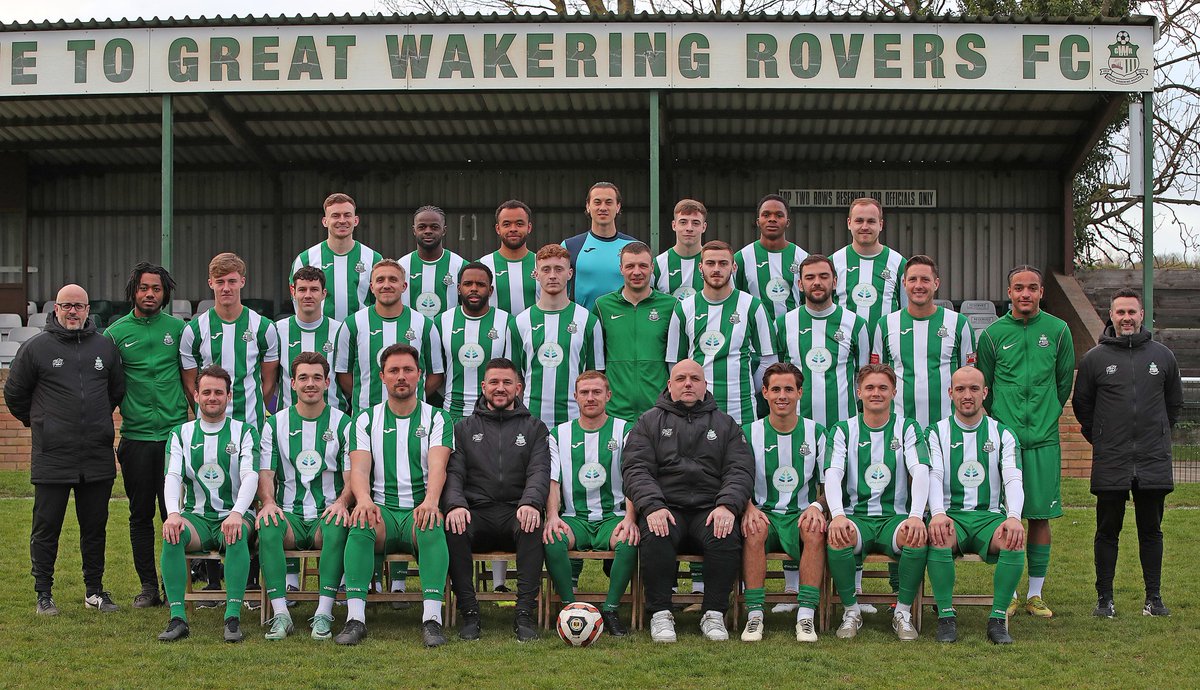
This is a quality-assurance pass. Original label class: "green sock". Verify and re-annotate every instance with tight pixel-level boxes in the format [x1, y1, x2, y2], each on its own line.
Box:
[1027, 543, 1051, 578]
[344, 525, 377, 601]
[223, 531, 250, 620]
[317, 522, 349, 597]
[744, 587, 766, 613]
[797, 584, 820, 610]
[927, 547, 956, 618]
[993, 549, 1026, 619]
[391, 560, 410, 587]
[888, 561, 901, 593]
[570, 558, 584, 588]
[783, 560, 799, 572]
[897, 546, 928, 607]
[414, 524, 449, 601]
[161, 525, 192, 620]
[604, 541, 637, 612]
[257, 518, 287, 600]
[826, 546, 858, 606]
[544, 534, 576, 604]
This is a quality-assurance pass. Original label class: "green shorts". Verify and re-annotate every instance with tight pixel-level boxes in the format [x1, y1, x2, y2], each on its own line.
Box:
[846, 514, 909, 557]
[763, 510, 804, 562]
[373, 506, 443, 557]
[945, 510, 1006, 564]
[279, 512, 322, 549]
[181, 512, 255, 551]
[561, 514, 624, 551]
[1022, 444, 1062, 519]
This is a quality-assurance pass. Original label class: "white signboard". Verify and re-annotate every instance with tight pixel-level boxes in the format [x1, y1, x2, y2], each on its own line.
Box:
[780, 188, 938, 208]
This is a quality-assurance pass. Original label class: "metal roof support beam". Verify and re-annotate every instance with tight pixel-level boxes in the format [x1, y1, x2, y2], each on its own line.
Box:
[161, 94, 173, 276]
[201, 94, 278, 175]
[649, 91, 661, 255]
[1142, 92, 1154, 329]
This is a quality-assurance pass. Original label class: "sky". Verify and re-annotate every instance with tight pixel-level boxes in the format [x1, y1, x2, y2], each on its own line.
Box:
[1, 1, 1190, 260]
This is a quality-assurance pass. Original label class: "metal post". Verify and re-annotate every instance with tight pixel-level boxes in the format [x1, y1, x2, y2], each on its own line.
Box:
[1142, 92, 1154, 330]
[649, 91, 661, 254]
[161, 94, 173, 275]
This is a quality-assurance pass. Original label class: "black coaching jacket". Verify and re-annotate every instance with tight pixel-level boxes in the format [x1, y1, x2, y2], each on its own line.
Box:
[443, 398, 550, 512]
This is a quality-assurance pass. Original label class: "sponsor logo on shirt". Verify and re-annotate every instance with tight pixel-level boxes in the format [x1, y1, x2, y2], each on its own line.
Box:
[123, 341, 137, 348]
[1106, 364, 1118, 375]
[661, 428, 673, 437]
[584, 247, 597, 253]
[472, 433, 484, 443]
[579, 462, 606, 489]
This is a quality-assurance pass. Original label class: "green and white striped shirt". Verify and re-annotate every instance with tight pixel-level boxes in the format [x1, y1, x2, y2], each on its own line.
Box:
[291, 240, 382, 322]
[744, 416, 826, 514]
[825, 414, 929, 518]
[775, 304, 871, 427]
[438, 306, 518, 421]
[666, 290, 776, 425]
[180, 307, 279, 429]
[653, 248, 704, 301]
[927, 415, 1021, 516]
[400, 249, 466, 319]
[166, 418, 258, 520]
[352, 401, 454, 510]
[274, 314, 345, 411]
[734, 240, 808, 320]
[479, 250, 540, 316]
[830, 244, 907, 334]
[873, 306, 976, 428]
[259, 406, 352, 519]
[549, 416, 630, 521]
[516, 303, 605, 429]
[334, 306, 443, 411]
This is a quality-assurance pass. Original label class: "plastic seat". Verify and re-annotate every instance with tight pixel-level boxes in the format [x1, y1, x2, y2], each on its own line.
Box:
[959, 300, 998, 316]
[0, 313, 22, 340]
[9, 327, 41, 343]
[0, 341, 18, 367]
[27, 313, 48, 329]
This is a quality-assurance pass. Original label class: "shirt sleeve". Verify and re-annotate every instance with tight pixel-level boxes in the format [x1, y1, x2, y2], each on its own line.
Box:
[164, 429, 185, 514]
[259, 417, 278, 472]
[853, 316, 871, 367]
[261, 319, 280, 363]
[179, 321, 198, 370]
[588, 312, 605, 371]
[926, 426, 946, 516]
[424, 319, 445, 375]
[352, 410, 371, 452]
[959, 314, 977, 366]
[1055, 323, 1076, 409]
[231, 426, 260, 515]
[824, 425, 848, 518]
[334, 320, 352, 374]
[1001, 427, 1024, 519]
[666, 301, 686, 365]
[432, 409, 454, 450]
[751, 301, 776, 358]
[548, 431, 561, 484]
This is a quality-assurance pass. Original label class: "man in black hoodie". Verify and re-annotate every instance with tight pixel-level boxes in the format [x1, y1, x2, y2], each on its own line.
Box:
[443, 357, 550, 641]
[1074, 287, 1182, 619]
[622, 359, 754, 642]
[4, 284, 125, 616]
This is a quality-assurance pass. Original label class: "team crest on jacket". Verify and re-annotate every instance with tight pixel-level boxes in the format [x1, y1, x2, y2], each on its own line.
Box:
[789, 261, 801, 274]
[415, 425, 427, 438]
[322, 429, 335, 442]
[983, 440, 995, 453]
[607, 439, 620, 451]
[472, 433, 483, 443]
[163, 333, 174, 345]
[889, 438, 901, 451]
[487, 328, 499, 340]
[880, 269, 893, 281]
[648, 309, 660, 322]
[799, 442, 811, 456]
[936, 326, 949, 338]
[1105, 364, 1117, 375]
[832, 329, 845, 342]
[566, 321, 578, 334]
[405, 329, 416, 341]
[515, 433, 527, 447]
[52, 358, 63, 367]
[706, 429, 717, 441]
[225, 442, 239, 456]
[93, 357, 104, 371]
[442, 274, 454, 286]
[1038, 334, 1049, 348]
[729, 312, 740, 325]
[355, 262, 366, 273]
[661, 428, 673, 438]
[1149, 362, 1160, 375]
[241, 331, 253, 342]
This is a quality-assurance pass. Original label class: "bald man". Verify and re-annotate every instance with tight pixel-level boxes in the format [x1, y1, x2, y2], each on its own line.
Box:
[5, 284, 125, 615]
[622, 360, 754, 642]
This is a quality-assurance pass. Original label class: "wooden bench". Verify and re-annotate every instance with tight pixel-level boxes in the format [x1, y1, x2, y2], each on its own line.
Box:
[540, 550, 641, 630]
[184, 552, 227, 609]
[920, 553, 994, 610]
[820, 552, 923, 632]
[734, 552, 826, 626]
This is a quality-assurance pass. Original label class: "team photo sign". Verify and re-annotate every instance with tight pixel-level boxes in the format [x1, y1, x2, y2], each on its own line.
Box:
[0, 21, 1154, 96]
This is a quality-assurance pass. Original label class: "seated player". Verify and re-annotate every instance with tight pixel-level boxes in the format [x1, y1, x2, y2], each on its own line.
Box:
[256, 353, 354, 641]
[543, 371, 638, 637]
[926, 366, 1026, 644]
[739, 362, 827, 643]
[825, 363, 930, 641]
[336, 344, 454, 647]
[157, 366, 259, 643]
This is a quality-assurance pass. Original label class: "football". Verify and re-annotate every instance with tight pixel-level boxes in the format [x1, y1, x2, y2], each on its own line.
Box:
[556, 602, 604, 647]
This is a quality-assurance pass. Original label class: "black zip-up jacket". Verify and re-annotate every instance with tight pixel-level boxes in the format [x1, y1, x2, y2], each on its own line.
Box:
[1073, 323, 1183, 494]
[4, 315, 125, 484]
[442, 398, 550, 512]
[622, 390, 754, 516]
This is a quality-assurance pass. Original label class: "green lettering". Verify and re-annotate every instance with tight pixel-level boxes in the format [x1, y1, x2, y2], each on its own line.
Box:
[11, 41, 36, 85]
[873, 34, 901, 78]
[609, 33, 622, 78]
[789, 33, 821, 79]
[565, 33, 597, 78]
[526, 33, 553, 78]
[210, 37, 240, 81]
[252, 36, 279, 80]
[168, 38, 198, 83]
[831, 34, 864, 78]
[102, 38, 134, 83]
[634, 32, 666, 78]
[1023, 35, 1050, 79]
[913, 34, 944, 79]
[288, 36, 322, 80]
[386, 34, 432, 79]
[678, 33, 709, 79]
[66, 39, 95, 84]
[439, 34, 474, 79]
[746, 33, 778, 78]
[955, 34, 986, 79]
[485, 34, 518, 78]
[326, 35, 355, 80]
[1059, 35, 1089, 80]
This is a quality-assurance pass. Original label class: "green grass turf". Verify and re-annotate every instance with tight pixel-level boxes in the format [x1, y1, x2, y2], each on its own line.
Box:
[0, 471, 1196, 689]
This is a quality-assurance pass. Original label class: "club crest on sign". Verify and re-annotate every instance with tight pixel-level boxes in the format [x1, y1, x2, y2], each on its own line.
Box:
[1100, 31, 1149, 85]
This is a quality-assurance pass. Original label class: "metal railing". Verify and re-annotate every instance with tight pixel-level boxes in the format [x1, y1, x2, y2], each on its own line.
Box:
[1175, 377, 1200, 483]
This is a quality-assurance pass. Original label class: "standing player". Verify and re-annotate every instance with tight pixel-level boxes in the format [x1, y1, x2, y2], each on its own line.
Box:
[825, 364, 930, 641]
[291, 193, 382, 322]
[276, 266, 344, 411]
[543, 372, 638, 636]
[563, 182, 637, 309]
[336, 259, 444, 410]
[438, 262, 518, 424]
[480, 200, 540, 316]
[735, 194, 808, 320]
[336, 344, 453, 647]
[594, 242, 677, 421]
[654, 199, 707, 301]
[976, 265, 1073, 619]
[516, 244, 605, 429]
[873, 255, 975, 429]
[106, 263, 189, 608]
[256, 353, 353, 640]
[831, 198, 907, 335]
[667, 240, 777, 425]
[181, 252, 279, 430]
[739, 362, 827, 643]
[925, 366, 1025, 644]
[157, 366, 259, 643]
[400, 205, 466, 319]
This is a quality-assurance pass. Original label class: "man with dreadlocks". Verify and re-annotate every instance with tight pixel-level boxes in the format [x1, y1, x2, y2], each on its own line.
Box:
[106, 262, 190, 608]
